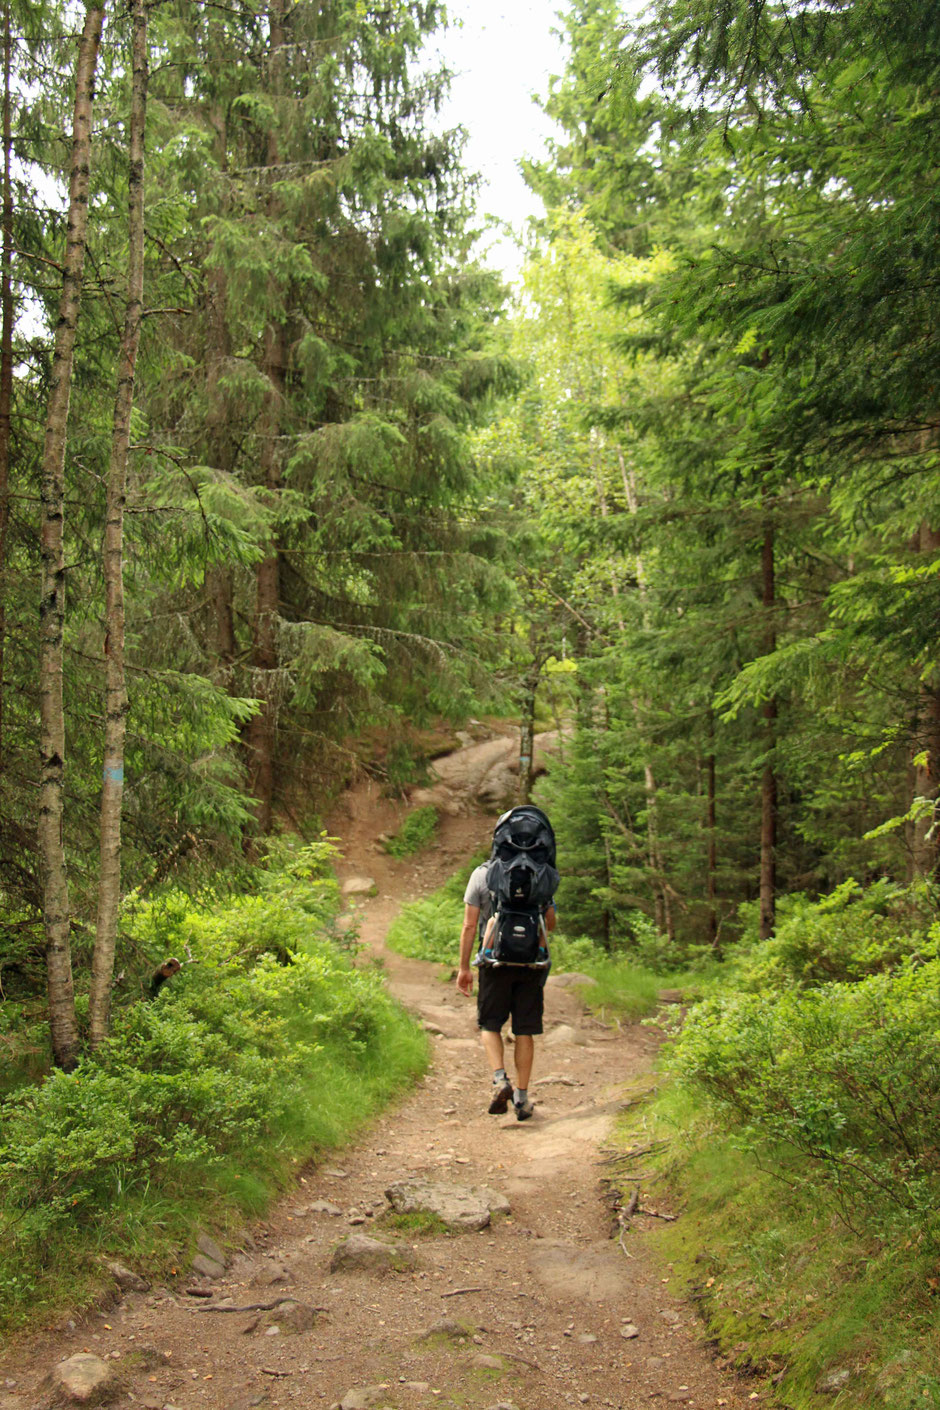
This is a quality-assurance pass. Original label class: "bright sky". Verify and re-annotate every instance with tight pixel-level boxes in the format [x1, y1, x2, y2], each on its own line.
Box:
[430, 0, 569, 280]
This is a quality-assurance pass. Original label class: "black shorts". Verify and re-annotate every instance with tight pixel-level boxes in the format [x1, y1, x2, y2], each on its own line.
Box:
[477, 964, 547, 1036]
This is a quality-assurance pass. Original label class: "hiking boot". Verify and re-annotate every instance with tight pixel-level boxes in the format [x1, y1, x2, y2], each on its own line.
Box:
[514, 1096, 534, 1122]
[488, 1078, 514, 1115]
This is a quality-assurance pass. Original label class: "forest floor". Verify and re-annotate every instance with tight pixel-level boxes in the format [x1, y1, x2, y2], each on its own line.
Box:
[0, 732, 761, 1410]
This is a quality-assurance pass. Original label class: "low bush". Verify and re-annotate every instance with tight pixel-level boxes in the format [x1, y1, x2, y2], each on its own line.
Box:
[613, 1086, 940, 1410]
[0, 838, 428, 1330]
[668, 959, 940, 1229]
[730, 879, 937, 992]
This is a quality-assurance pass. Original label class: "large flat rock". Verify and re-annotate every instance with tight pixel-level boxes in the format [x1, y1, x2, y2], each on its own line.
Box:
[385, 1178, 509, 1232]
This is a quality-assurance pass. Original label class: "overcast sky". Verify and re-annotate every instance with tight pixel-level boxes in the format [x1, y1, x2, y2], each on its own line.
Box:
[430, 0, 569, 279]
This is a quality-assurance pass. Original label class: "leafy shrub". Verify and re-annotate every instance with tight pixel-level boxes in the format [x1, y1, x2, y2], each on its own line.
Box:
[0, 839, 428, 1327]
[730, 879, 937, 992]
[384, 806, 439, 859]
[668, 959, 940, 1225]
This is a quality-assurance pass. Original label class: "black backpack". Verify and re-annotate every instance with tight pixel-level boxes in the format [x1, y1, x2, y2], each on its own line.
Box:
[483, 805, 559, 966]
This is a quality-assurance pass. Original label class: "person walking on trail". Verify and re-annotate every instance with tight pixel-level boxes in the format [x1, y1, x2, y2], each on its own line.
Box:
[456, 855, 557, 1122]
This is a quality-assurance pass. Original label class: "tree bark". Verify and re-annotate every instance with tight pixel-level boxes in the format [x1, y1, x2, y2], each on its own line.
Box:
[618, 450, 672, 936]
[243, 0, 287, 835]
[89, 0, 147, 1047]
[0, 0, 13, 782]
[705, 710, 719, 950]
[910, 523, 940, 879]
[759, 519, 777, 941]
[517, 660, 540, 804]
[39, 1, 106, 1070]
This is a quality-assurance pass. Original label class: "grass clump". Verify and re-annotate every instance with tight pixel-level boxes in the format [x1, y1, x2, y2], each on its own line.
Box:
[384, 805, 439, 859]
[0, 837, 428, 1333]
[385, 861, 479, 963]
[382, 1209, 451, 1237]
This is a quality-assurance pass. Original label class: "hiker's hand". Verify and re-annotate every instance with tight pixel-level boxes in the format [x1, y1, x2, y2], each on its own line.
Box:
[456, 966, 473, 997]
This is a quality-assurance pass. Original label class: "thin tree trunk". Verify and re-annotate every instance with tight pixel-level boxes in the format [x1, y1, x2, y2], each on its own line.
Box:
[517, 660, 540, 803]
[89, 0, 147, 1047]
[759, 519, 777, 941]
[617, 450, 671, 935]
[705, 710, 719, 951]
[910, 523, 940, 879]
[0, 0, 13, 781]
[39, 2, 106, 1071]
[244, 0, 287, 835]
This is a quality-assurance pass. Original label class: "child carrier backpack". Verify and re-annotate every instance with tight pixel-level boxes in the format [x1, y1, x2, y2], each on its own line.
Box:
[482, 805, 559, 966]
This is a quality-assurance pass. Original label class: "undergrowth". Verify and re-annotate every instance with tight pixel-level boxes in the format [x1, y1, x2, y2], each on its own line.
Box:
[612, 1085, 940, 1409]
[0, 836, 428, 1333]
[604, 883, 940, 1409]
[384, 805, 439, 858]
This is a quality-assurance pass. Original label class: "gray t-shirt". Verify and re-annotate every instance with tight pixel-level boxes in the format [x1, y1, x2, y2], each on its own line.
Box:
[463, 863, 494, 939]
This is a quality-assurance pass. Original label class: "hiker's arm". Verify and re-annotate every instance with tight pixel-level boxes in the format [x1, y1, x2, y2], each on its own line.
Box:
[457, 904, 479, 996]
[544, 905, 556, 933]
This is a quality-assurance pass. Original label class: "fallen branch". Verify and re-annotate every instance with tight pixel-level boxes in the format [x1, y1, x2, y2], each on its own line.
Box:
[441, 1286, 483, 1298]
[495, 1349, 544, 1372]
[197, 1298, 328, 1314]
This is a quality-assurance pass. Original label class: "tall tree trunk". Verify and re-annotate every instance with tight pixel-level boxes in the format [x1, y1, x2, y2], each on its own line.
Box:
[244, 0, 287, 835]
[910, 523, 940, 879]
[517, 660, 540, 803]
[618, 450, 671, 935]
[89, 0, 147, 1047]
[0, 0, 13, 782]
[759, 518, 777, 941]
[39, 2, 106, 1070]
[705, 709, 719, 950]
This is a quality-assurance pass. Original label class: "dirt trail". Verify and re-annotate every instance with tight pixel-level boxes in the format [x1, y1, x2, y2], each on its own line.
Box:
[0, 737, 758, 1410]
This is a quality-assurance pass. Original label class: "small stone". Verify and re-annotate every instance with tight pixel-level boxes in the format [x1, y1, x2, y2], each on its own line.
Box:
[271, 1300, 318, 1335]
[419, 1320, 473, 1342]
[329, 1234, 415, 1274]
[666, 1395, 692, 1405]
[659, 1309, 680, 1324]
[339, 1388, 389, 1410]
[106, 1261, 150, 1294]
[196, 1234, 226, 1267]
[470, 1355, 504, 1371]
[50, 1354, 115, 1404]
[657, 989, 686, 1004]
[620, 1323, 639, 1339]
[548, 972, 597, 988]
[815, 1368, 853, 1395]
[264, 1326, 280, 1336]
[309, 1201, 343, 1216]
[324, 1168, 349, 1179]
[341, 877, 377, 898]
[251, 1263, 294, 1287]
[191, 1253, 225, 1280]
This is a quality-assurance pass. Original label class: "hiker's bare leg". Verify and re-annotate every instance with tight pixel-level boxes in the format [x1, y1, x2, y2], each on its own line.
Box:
[481, 1028, 505, 1073]
[514, 1034, 534, 1090]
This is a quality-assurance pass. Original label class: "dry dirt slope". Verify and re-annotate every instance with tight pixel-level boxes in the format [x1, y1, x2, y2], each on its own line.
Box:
[0, 741, 760, 1410]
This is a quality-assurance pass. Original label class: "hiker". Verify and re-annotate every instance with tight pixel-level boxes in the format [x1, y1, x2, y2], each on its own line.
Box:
[456, 806, 558, 1121]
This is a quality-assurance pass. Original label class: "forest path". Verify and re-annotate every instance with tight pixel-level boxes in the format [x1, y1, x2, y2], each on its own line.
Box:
[0, 734, 757, 1410]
